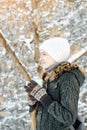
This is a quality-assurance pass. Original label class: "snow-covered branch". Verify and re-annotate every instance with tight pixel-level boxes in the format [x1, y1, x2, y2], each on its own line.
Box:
[68, 46, 87, 63]
[0, 30, 31, 81]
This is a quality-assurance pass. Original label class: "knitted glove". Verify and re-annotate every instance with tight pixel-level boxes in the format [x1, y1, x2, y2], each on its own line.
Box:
[24, 83, 37, 106]
[28, 94, 37, 106]
[24, 80, 53, 108]
[24, 80, 47, 101]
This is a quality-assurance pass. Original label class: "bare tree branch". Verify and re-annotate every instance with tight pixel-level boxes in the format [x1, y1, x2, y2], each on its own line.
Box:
[0, 30, 31, 81]
[68, 45, 87, 63]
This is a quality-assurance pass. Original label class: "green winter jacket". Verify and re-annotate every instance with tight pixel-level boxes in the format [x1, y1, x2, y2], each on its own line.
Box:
[29, 64, 85, 130]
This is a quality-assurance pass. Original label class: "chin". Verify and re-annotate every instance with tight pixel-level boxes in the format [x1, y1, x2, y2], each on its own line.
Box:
[42, 66, 47, 69]
[42, 65, 48, 69]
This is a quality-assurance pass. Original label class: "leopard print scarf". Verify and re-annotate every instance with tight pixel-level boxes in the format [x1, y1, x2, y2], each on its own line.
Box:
[37, 62, 83, 82]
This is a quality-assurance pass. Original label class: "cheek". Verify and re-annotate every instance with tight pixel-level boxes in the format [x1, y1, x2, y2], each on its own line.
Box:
[39, 56, 46, 64]
[40, 57, 49, 68]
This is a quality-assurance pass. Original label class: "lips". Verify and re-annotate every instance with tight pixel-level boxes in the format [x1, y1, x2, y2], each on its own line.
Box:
[40, 60, 46, 64]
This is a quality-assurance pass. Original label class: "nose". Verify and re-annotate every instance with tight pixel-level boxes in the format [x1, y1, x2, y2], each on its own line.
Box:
[39, 54, 45, 64]
[39, 56, 42, 63]
[39, 53, 43, 60]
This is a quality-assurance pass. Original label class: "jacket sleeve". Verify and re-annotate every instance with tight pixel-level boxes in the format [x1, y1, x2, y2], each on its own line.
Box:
[40, 72, 80, 126]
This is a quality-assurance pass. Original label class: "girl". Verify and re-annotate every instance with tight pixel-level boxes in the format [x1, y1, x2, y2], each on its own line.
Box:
[24, 37, 85, 130]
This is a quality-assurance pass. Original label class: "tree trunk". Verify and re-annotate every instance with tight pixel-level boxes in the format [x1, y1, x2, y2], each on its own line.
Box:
[31, 0, 40, 63]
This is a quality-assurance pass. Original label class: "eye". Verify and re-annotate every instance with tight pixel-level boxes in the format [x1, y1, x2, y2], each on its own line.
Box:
[40, 52, 47, 56]
[43, 53, 47, 56]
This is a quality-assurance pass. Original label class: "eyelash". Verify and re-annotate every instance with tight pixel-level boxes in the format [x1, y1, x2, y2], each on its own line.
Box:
[43, 53, 46, 56]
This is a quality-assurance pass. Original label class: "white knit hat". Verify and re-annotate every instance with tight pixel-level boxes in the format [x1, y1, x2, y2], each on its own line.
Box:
[40, 37, 70, 63]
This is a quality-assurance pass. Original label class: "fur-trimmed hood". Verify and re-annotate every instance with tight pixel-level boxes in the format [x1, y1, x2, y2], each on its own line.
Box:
[37, 62, 85, 86]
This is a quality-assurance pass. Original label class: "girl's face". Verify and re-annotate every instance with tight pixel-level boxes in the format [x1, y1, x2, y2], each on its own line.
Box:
[39, 50, 57, 69]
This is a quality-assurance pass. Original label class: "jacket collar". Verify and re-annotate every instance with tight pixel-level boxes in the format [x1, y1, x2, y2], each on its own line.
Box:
[38, 62, 81, 82]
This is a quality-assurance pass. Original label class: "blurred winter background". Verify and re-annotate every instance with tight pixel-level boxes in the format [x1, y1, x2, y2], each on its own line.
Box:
[0, 0, 87, 130]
